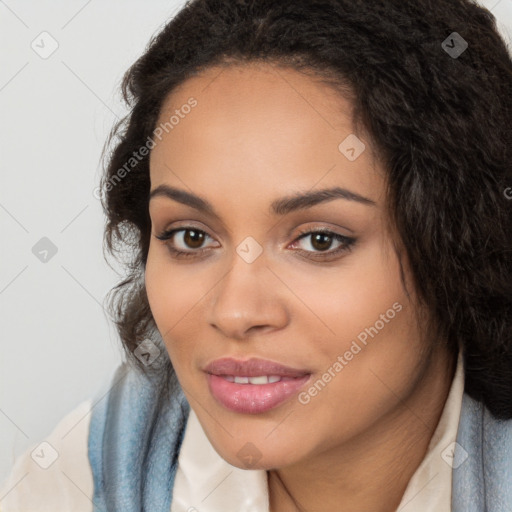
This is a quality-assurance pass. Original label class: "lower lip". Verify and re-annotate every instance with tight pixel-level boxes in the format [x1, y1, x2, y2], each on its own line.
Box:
[206, 373, 312, 414]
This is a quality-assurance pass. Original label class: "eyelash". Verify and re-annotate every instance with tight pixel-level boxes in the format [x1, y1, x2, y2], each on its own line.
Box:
[155, 226, 356, 261]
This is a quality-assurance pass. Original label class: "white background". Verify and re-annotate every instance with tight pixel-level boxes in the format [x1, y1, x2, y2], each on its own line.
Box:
[0, 0, 511, 483]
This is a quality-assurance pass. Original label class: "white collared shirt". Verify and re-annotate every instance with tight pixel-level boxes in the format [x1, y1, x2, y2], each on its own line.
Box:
[0, 352, 464, 511]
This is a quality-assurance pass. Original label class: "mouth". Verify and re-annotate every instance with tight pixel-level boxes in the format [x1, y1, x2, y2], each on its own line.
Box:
[203, 356, 311, 378]
[217, 375, 299, 384]
[203, 357, 312, 414]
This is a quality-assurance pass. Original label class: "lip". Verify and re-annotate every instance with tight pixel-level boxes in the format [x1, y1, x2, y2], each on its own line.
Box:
[203, 357, 311, 378]
[206, 373, 311, 414]
[203, 357, 312, 414]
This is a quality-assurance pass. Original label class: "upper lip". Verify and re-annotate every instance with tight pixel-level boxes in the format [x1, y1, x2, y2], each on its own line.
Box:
[203, 357, 311, 378]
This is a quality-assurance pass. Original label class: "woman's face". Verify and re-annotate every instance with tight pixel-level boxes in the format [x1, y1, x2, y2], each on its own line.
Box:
[145, 62, 434, 470]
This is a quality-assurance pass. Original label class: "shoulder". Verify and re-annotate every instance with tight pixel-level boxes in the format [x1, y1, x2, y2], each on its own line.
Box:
[458, 392, 512, 445]
[0, 400, 94, 512]
[452, 392, 512, 510]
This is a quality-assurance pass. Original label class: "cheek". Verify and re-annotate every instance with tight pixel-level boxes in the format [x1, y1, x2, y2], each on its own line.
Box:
[281, 234, 408, 346]
[144, 244, 217, 373]
[145, 244, 205, 320]
[287, 238, 423, 419]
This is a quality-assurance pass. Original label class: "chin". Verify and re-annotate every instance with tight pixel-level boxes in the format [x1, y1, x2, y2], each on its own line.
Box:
[208, 433, 304, 471]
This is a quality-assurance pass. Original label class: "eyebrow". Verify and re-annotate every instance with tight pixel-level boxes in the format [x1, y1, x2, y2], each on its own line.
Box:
[149, 184, 376, 219]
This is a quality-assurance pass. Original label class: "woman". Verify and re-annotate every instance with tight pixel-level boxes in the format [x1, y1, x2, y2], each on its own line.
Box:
[1, 0, 511, 510]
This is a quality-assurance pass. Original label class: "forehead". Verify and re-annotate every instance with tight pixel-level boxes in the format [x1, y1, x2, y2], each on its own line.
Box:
[149, 63, 383, 208]
[154, 62, 358, 147]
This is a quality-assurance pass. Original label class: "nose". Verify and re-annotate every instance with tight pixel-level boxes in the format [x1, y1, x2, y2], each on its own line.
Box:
[207, 251, 289, 340]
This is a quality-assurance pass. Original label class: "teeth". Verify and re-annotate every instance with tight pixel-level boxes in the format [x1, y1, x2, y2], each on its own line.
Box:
[249, 376, 270, 385]
[224, 375, 283, 384]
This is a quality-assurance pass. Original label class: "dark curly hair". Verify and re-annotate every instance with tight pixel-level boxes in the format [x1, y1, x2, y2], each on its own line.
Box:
[99, 0, 512, 419]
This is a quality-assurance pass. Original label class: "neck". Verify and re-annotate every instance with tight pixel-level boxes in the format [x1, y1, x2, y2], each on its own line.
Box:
[268, 345, 457, 512]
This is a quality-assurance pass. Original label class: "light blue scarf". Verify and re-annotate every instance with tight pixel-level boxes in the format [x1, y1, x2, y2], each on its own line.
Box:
[88, 363, 190, 511]
[88, 362, 512, 511]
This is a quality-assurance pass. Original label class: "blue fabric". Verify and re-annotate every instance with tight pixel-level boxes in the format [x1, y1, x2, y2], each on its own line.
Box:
[89, 363, 512, 511]
[88, 363, 190, 512]
[452, 393, 512, 511]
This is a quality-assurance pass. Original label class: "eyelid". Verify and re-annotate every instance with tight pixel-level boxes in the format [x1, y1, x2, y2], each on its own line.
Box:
[155, 223, 356, 261]
[155, 225, 218, 246]
[155, 220, 215, 238]
[289, 226, 355, 253]
[285, 223, 353, 244]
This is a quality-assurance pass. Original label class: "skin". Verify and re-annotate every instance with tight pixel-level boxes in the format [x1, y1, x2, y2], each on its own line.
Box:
[145, 62, 457, 512]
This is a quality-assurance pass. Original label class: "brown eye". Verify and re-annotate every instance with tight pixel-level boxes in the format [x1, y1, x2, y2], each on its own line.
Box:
[155, 227, 215, 254]
[291, 229, 356, 260]
[310, 232, 333, 252]
[183, 229, 206, 249]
